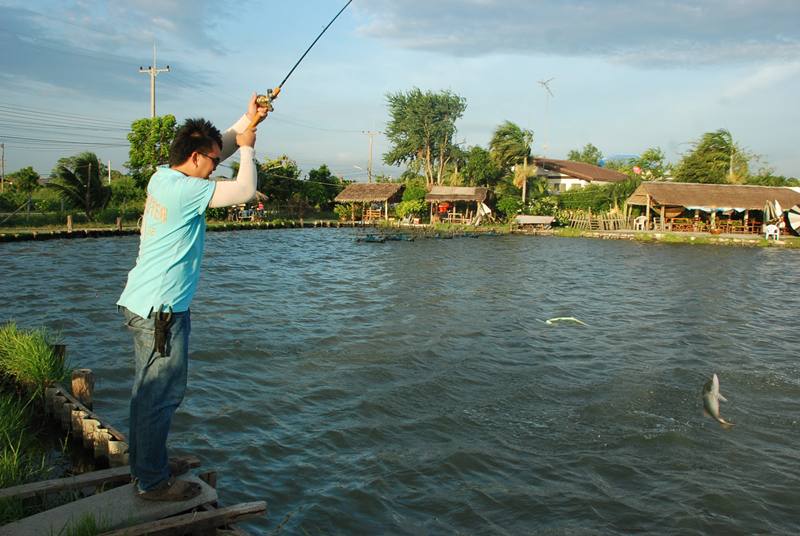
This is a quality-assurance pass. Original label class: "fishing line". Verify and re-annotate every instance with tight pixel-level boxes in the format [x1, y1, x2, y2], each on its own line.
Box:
[248, 0, 353, 129]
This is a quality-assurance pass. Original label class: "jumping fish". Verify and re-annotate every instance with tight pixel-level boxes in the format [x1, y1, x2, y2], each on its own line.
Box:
[545, 317, 587, 326]
[702, 373, 734, 428]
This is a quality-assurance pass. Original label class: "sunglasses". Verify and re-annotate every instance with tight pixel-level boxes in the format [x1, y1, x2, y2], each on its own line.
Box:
[198, 152, 220, 168]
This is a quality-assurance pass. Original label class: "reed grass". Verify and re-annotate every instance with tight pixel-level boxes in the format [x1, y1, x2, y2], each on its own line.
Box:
[0, 322, 68, 398]
[0, 323, 69, 523]
[0, 393, 48, 524]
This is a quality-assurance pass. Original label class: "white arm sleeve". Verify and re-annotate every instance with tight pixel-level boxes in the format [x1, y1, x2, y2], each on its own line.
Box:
[208, 146, 257, 208]
[219, 114, 251, 161]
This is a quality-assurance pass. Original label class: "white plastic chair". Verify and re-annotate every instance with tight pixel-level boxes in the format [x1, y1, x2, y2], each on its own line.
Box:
[765, 224, 780, 240]
[633, 215, 647, 230]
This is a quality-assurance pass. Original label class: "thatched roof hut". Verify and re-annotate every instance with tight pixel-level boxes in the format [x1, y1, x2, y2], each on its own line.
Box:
[334, 183, 404, 221]
[425, 186, 489, 203]
[335, 183, 404, 203]
[627, 182, 800, 211]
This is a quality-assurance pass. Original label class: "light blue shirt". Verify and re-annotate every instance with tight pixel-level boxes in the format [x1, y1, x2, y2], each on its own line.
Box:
[117, 166, 216, 318]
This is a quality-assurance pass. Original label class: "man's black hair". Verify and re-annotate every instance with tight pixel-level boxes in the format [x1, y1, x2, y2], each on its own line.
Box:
[169, 118, 223, 167]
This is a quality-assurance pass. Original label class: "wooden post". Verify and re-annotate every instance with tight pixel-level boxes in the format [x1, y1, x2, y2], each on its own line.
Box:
[660, 205, 665, 231]
[71, 408, 87, 440]
[71, 368, 95, 410]
[384, 200, 388, 220]
[93, 428, 112, 459]
[44, 387, 58, 416]
[60, 401, 75, 431]
[82, 418, 100, 449]
[108, 440, 129, 467]
[645, 194, 651, 230]
[66, 215, 73, 233]
[115, 216, 122, 231]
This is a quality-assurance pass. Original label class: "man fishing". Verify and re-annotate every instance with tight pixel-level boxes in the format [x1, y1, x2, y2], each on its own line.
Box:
[117, 95, 269, 501]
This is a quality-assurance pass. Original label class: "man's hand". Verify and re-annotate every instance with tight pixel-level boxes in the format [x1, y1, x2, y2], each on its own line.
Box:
[246, 92, 270, 126]
[237, 128, 256, 148]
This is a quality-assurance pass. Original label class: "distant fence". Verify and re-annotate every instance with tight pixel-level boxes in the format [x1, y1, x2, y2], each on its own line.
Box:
[569, 212, 631, 231]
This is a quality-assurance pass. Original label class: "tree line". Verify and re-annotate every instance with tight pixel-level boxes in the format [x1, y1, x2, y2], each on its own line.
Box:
[2, 88, 797, 221]
[381, 88, 798, 217]
[0, 116, 349, 220]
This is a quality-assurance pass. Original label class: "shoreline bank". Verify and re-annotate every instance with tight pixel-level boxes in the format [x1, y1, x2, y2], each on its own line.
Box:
[2, 220, 798, 248]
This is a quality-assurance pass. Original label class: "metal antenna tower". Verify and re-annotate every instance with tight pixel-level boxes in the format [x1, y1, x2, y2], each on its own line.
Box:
[538, 78, 555, 154]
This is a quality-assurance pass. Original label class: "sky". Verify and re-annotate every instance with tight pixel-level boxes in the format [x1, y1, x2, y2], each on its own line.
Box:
[1, 0, 799, 182]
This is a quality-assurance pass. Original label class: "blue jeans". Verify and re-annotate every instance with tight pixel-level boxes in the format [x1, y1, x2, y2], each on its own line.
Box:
[122, 307, 190, 492]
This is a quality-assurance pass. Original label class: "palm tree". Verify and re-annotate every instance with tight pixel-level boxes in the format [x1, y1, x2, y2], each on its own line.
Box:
[48, 152, 111, 219]
[489, 121, 534, 202]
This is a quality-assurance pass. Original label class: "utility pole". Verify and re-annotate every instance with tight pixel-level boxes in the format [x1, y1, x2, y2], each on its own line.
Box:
[108, 160, 112, 185]
[1, 142, 4, 193]
[139, 42, 170, 118]
[87, 163, 91, 215]
[362, 130, 381, 183]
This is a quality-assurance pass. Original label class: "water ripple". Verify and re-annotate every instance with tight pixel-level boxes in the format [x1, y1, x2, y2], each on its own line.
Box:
[2, 230, 800, 534]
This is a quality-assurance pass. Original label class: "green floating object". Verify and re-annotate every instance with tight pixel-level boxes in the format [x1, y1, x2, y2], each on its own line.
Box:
[545, 317, 587, 326]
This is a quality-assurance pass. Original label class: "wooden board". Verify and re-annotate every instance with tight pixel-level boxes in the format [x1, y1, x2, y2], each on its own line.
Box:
[0, 456, 200, 501]
[0, 475, 216, 536]
[99, 501, 266, 536]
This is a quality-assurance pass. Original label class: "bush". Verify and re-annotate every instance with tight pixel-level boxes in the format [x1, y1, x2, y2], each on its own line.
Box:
[0, 191, 27, 213]
[526, 196, 559, 216]
[396, 199, 427, 218]
[31, 188, 64, 213]
[334, 204, 361, 221]
[0, 323, 68, 398]
[402, 178, 427, 202]
[496, 195, 523, 218]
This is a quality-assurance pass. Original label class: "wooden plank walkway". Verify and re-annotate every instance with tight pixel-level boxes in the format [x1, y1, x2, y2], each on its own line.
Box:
[0, 457, 200, 501]
[0, 475, 217, 536]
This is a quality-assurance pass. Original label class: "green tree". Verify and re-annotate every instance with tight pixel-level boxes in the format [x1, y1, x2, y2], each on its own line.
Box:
[384, 88, 467, 186]
[258, 156, 301, 203]
[110, 176, 146, 208]
[489, 121, 534, 201]
[7, 167, 40, 195]
[48, 152, 111, 218]
[462, 146, 502, 187]
[127, 115, 177, 188]
[746, 170, 800, 187]
[567, 143, 603, 166]
[304, 165, 344, 210]
[6, 166, 40, 214]
[606, 147, 670, 181]
[674, 129, 749, 184]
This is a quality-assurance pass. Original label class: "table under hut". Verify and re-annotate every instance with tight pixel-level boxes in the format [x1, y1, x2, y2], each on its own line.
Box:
[625, 182, 800, 234]
[334, 183, 405, 222]
[425, 186, 490, 224]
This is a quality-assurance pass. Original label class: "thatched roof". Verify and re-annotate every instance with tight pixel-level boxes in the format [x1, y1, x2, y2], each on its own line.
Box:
[534, 158, 629, 183]
[425, 186, 489, 202]
[335, 183, 404, 203]
[627, 182, 800, 210]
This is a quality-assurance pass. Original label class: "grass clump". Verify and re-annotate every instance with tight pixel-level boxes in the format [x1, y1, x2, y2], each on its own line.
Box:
[0, 322, 69, 523]
[0, 322, 68, 398]
[0, 392, 49, 524]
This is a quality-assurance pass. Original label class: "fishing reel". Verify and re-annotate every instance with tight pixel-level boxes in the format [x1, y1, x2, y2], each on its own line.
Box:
[255, 87, 281, 113]
[249, 87, 281, 130]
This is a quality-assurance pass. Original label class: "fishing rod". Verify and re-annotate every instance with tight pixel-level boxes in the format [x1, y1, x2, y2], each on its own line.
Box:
[248, 0, 353, 130]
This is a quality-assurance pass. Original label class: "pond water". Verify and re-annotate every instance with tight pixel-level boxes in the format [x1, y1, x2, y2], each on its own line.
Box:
[1, 229, 799, 535]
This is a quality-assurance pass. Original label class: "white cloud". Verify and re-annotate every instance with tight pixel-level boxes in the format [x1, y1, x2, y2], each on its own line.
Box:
[722, 62, 800, 100]
[354, 0, 800, 67]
